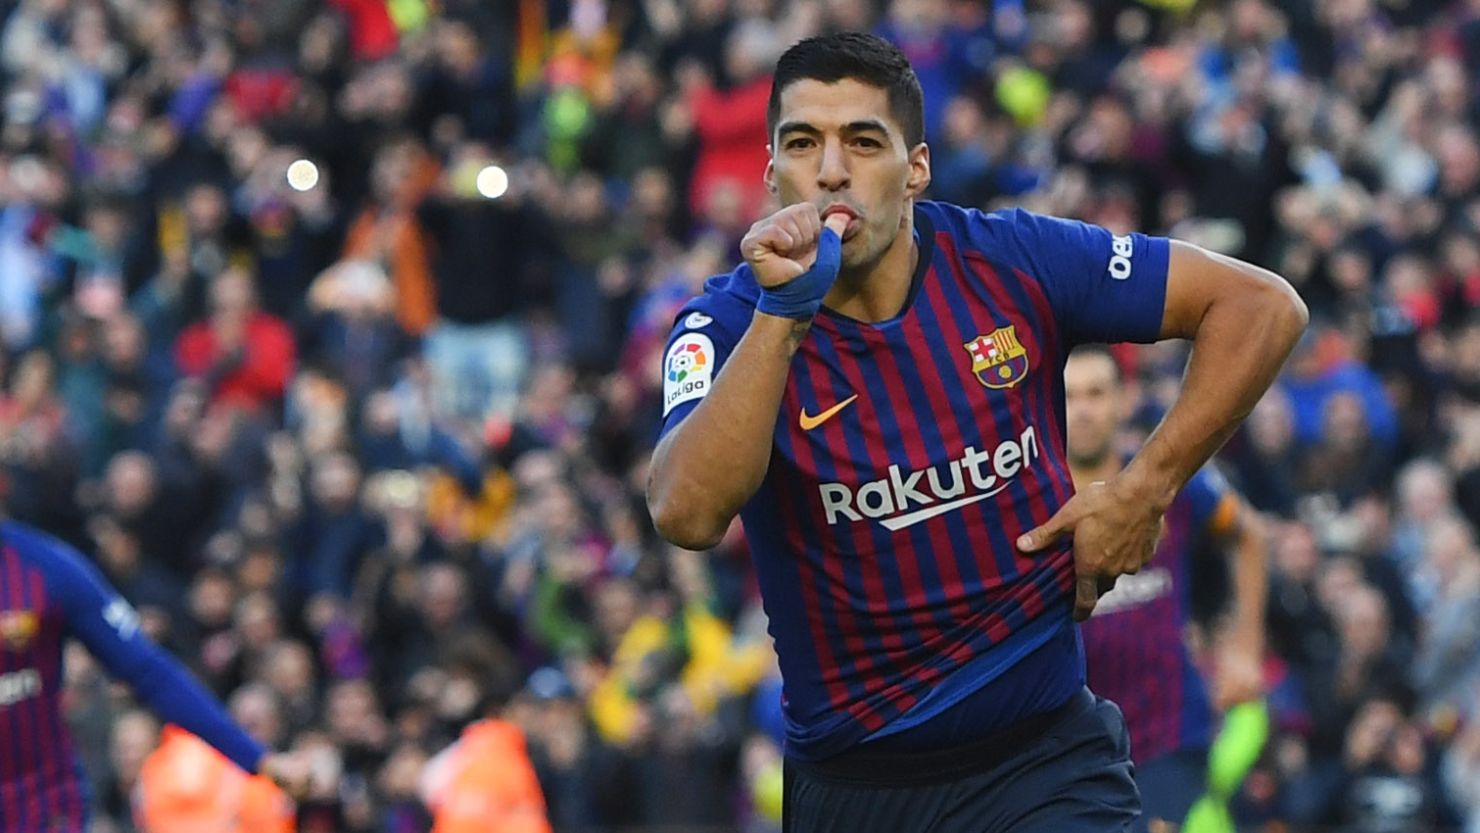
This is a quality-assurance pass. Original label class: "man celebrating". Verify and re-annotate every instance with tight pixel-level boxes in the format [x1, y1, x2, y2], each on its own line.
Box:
[647, 32, 1306, 832]
[1067, 345, 1268, 831]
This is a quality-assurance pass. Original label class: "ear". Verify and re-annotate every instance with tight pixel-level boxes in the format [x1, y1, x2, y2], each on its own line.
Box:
[906, 142, 931, 199]
[764, 153, 778, 194]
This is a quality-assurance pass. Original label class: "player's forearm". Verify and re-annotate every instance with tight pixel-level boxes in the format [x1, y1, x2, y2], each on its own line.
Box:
[1121, 257, 1307, 509]
[648, 313, 808, 549]
[1230, 513, 1268, 655]
[129, 642, 266, 772]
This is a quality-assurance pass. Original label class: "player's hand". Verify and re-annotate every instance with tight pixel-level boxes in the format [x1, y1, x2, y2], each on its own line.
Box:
[1213, 645, 1265, 710]
[260, 751, 312, 800]
[1016, 478, 1165, 621]
[741, 204, 849, 287]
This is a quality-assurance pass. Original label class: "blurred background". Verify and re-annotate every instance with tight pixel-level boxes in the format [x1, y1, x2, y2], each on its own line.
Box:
[1, 0, 1479, 830]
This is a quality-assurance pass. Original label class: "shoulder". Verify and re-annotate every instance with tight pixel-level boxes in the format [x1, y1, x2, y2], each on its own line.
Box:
[669, 264, 759, 341]
[915, 201, 1072, 266]
[1184, 466, 1239, 535]
[697, 264, 761, 315]
[0, 521, 81, 581]
[1, 521, 70, 563]
[916, 201, 1046, 244]
[660, 265, 755, 416]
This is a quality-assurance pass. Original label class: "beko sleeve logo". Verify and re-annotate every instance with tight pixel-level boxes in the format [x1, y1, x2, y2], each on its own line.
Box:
[103, 597, 140, 640]
[1108, 234, 1134, 280]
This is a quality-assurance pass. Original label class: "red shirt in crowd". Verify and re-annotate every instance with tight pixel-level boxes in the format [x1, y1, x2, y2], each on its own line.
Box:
[176, 313, 296, 411]
[688, 76, 773, 223]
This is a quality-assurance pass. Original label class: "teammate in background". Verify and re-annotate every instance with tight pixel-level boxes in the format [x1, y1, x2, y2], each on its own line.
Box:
[647, 32, 1306, 832]
[0, 518, 306, 833]
[1067, 346, 1268, 832]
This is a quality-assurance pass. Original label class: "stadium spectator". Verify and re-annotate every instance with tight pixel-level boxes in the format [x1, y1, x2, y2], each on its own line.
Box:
[175, 268, 297, 413]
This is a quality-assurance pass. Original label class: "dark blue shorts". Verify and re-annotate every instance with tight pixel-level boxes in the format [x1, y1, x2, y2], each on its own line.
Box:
[1132, 748, 1209, 832]
[783, 688, 1140, 833]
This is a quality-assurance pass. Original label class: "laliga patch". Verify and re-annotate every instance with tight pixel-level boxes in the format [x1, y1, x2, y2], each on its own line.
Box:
[664, 332, 715, 416]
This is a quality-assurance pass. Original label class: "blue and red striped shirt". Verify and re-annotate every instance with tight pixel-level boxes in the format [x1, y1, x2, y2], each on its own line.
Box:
[660, 201, 1171, 759]
[0, 521, 263, 833]
[1081, 467, 1238, 764]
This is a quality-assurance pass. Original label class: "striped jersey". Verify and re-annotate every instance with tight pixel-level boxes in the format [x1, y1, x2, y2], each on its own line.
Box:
[1081, 467, 1238, 764]
[659, 201, 1171, 759]
[0, 521, 263, 833]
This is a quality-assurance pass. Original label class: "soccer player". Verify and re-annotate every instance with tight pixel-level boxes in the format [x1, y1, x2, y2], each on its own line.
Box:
[0, 518, 305, 832]
[646, 32, 1306, 832]
[1067, 346, 1267, 831]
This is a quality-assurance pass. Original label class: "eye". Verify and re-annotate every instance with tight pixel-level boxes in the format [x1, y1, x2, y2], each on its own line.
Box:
[852, 137, 884, 149]
[785, 137, 815, 150]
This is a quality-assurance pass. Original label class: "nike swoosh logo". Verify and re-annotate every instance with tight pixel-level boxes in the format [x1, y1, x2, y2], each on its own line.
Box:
[799, 394, 858, 431]
[878, 483, 1010, 531]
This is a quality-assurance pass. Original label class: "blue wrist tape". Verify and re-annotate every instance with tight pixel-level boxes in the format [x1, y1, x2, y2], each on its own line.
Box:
[756, 228, 843, 320]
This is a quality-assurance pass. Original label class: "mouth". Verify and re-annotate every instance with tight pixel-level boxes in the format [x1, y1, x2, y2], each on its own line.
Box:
[820, 203, 862, 240]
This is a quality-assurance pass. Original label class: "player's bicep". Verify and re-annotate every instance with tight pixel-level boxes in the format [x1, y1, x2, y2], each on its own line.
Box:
[1160, 241, 1290, 340]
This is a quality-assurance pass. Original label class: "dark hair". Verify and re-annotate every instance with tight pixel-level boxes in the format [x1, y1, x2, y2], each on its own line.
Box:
[1068, 344, 1125, 380]
[767, 32, 925, 148]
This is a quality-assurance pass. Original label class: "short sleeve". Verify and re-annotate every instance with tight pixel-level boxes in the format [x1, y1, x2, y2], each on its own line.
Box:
[658, 295, 747, 440]
[1185, 466, 1239, 542]
[1008, 209, 1170, 346]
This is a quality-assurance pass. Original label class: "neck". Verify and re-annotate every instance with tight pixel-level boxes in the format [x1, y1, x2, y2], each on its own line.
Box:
[822, 205, 917, 322]
[1069, 450, 1122, 489]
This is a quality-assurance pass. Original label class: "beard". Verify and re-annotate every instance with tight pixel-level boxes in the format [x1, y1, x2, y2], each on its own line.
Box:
[1067, 441, 1114, 469]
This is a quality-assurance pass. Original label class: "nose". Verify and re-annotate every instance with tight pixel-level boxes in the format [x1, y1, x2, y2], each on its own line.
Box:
[816, 136, 850, 192]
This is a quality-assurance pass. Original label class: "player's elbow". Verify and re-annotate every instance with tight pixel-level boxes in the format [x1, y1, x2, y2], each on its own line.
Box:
[647, 487, 727, 551]
[1173, 242, 1308, 344]
[1249, 268, 1309, 344]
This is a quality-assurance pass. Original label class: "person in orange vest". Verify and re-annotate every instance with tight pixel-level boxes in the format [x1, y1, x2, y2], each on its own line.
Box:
[134, 725, 299, 833]
[419, 694, 552, 833]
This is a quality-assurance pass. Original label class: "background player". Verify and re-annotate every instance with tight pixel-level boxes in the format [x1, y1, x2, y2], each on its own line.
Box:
[1067, 345, 1268, 831]
[0, 517, 305, 833]
[647, 32, 1307, 832]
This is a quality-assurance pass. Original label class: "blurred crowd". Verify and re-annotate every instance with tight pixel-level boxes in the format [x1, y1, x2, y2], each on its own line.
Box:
[1, 0, 1480, 830]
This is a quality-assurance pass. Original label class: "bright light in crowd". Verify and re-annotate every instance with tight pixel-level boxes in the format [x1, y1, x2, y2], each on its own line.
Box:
[476, 165, 509, 199]
[286, 159, 320, 191]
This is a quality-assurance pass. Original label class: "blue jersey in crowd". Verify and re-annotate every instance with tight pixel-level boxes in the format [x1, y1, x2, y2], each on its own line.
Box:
[0, 520, 264, 833]
[660, 201, 1171, 760]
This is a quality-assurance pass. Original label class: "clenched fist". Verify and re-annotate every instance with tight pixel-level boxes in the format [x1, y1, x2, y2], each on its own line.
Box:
[742, 204, 851, 287]
[742, 204, 852, 319]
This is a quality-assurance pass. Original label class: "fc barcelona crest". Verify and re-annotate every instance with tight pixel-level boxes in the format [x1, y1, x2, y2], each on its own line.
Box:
[0, 610, 38, 651]
[964, 326, 1029, 389]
